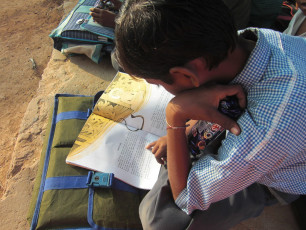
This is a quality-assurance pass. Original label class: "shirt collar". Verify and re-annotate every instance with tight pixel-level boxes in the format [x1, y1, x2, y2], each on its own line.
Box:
[231, 28, 271, 91]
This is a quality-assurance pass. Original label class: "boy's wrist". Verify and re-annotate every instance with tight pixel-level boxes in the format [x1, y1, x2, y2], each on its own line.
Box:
[166, 103, 188, 127]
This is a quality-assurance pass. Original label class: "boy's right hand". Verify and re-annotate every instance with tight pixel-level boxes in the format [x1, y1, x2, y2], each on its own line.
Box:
[146, 136, 167, 164]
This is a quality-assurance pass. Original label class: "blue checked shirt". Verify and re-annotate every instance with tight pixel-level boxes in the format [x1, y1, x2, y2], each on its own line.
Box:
[175, 28, 306, 215]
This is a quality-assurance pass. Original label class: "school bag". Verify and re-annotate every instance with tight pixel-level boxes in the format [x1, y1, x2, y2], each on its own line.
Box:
[49, 0, 116, 63]
[27, 92, 146, 230]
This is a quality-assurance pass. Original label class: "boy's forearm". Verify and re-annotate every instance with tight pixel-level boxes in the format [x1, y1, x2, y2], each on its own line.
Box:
[166, 105, 191, 200]
[167, 128, 191, 199]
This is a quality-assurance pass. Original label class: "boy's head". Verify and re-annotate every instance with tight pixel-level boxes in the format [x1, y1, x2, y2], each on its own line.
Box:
[114, 0, 237, 87]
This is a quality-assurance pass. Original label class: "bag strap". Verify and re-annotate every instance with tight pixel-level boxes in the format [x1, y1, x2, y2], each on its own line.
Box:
[56, 110, 90, 123]
[44, 174, 141, 230]
[44, 174, 140, 194]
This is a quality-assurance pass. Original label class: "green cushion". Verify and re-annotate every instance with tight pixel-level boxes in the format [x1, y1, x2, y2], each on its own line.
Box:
[28, 94, 146, 229]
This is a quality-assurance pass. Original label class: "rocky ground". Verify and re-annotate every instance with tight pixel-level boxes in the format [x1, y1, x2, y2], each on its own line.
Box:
[0, 0, 63, 198]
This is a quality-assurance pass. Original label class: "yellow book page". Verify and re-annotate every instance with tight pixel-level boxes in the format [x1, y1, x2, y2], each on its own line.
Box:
[93, 72, 151, 122]
[67, 113, 117, 160]
[68, 72, 152, 161]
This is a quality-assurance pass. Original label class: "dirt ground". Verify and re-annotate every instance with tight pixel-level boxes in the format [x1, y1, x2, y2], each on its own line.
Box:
[0, 0, 64, 198]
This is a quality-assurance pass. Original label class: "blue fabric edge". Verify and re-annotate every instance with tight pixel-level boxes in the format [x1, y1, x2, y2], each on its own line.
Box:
[56, 111, 89, 124]
[30, 94, 92, 230]
[44, 176, 141, 194]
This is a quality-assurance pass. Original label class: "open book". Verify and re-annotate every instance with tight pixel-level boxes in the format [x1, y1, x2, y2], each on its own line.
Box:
[66, 72, 174, 190]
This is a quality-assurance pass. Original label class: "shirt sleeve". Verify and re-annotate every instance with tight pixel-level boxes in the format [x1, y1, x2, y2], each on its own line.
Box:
[175, 67, 305, 214]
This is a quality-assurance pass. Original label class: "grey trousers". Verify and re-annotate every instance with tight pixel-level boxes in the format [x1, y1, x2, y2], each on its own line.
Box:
[139, 166, 298, 230]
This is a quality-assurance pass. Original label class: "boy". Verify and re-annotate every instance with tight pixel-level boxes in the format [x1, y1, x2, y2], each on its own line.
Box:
[114, 0, 306, 229]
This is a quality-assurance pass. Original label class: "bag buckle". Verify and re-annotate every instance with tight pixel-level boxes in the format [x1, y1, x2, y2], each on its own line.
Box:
[86, 171, 114, 188]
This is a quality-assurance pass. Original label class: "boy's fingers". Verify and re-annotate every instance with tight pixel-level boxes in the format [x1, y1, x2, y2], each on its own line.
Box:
[90, 12, 99, 18]
[212, 111, 241, 135]
[155, 150, 166, 164]
[156, 157, 164, 164]
[231, 85, 246, 108]
[90, 7, 100, 13]
[154, 152, 164, 164]
[90, 8, 106, 15]
[152, 144, 163, 154]
[146, 141, 156, 149]
[223, 85, 246, 108]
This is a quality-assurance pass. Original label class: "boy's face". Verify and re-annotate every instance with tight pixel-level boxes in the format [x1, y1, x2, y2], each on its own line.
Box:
[296, 0, 306, 15]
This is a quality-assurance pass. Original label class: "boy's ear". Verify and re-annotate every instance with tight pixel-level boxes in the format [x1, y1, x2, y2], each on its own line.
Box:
[169, 66, 200, 87]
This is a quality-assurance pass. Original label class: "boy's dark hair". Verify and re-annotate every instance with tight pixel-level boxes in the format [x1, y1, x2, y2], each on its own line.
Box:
[115, 0, 238, 83]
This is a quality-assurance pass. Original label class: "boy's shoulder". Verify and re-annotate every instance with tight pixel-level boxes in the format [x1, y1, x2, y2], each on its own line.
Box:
[242, 28, 305, 59]
[233, 28, 305, 88]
